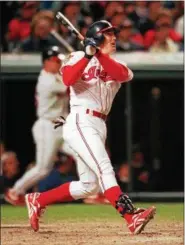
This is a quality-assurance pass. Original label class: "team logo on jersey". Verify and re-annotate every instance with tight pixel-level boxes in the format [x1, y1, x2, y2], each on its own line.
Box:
[81, 66, 112, 82]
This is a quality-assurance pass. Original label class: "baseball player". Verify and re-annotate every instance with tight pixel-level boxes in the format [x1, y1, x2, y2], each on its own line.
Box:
[25, 21, 156, 234]
[5, 46, 76, 205]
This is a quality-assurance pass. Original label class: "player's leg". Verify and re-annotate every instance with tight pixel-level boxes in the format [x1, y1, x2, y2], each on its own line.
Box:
[25, 114, 156, 233]
[8, 120, 62, 196]
[60, 114, 156, 234]
[70, 154, 100, 199]
[64, 115, 122, 205]
[25, 155, 99, 231]
[60, 139, 78, 162]
[59, 135, 100, 201]
[30, 153, 99, 207]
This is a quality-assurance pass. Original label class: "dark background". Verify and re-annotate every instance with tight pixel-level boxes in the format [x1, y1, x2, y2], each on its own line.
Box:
[109, 75, 184, 191]
[1, 71, 183, 191]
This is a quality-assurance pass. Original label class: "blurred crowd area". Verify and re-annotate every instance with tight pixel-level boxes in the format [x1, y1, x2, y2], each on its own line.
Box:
[1, 1, 184, 54]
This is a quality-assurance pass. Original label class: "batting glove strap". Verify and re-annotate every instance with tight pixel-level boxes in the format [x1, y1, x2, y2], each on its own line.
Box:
[115, 194, 136, 216]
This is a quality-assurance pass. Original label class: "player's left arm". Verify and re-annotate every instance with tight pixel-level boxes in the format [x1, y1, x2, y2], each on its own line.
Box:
[95, 51, 133, 83]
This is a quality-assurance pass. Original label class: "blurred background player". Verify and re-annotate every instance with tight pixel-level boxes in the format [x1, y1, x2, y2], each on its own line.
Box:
[5, 46, 76, 205]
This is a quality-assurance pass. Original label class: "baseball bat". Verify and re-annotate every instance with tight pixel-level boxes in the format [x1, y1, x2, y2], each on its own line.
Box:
[55, 12, 84, 41]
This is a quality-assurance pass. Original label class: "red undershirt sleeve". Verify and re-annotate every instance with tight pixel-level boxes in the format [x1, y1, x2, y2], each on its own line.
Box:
[95, 51, 130, 82]
[61, 57, 90, 86]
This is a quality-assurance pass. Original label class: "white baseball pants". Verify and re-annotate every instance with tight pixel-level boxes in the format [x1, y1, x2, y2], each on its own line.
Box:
[63, 112, 118, 200]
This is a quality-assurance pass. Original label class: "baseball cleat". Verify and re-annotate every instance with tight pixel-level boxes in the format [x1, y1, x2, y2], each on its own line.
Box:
[25, 193, 45, 232]
[4, 189, 25, 206]
[127, 206, 156, 235]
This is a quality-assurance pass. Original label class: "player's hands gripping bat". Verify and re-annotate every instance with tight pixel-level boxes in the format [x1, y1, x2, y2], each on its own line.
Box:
[55, 12, 100, 46]
[52, 116, 66, 129]
[83, 38, 98, 58]
[55, 12, 100, 58]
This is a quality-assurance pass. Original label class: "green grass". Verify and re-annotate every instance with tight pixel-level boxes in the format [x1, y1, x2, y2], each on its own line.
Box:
[1, 203, 183, 224]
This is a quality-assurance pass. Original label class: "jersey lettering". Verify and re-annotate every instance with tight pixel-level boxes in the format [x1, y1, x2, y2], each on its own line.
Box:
[82, 66, 96, 81]
[82, 66, 112, 82]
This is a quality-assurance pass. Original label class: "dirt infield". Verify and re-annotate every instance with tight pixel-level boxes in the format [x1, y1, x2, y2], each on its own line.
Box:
[2, 220, 183, 245]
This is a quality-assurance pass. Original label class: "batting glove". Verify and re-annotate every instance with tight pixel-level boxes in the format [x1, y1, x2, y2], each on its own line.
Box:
[83, 38, 99, 59]
[52, 116, 66, 129]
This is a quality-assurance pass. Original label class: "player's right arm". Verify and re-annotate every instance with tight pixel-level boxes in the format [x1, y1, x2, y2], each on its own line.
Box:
[60, 39, 97, 86]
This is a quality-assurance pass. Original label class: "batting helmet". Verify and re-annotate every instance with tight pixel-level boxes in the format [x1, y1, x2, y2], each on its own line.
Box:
[42, 46, 65, 63]
[86, 20, 119, 44]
